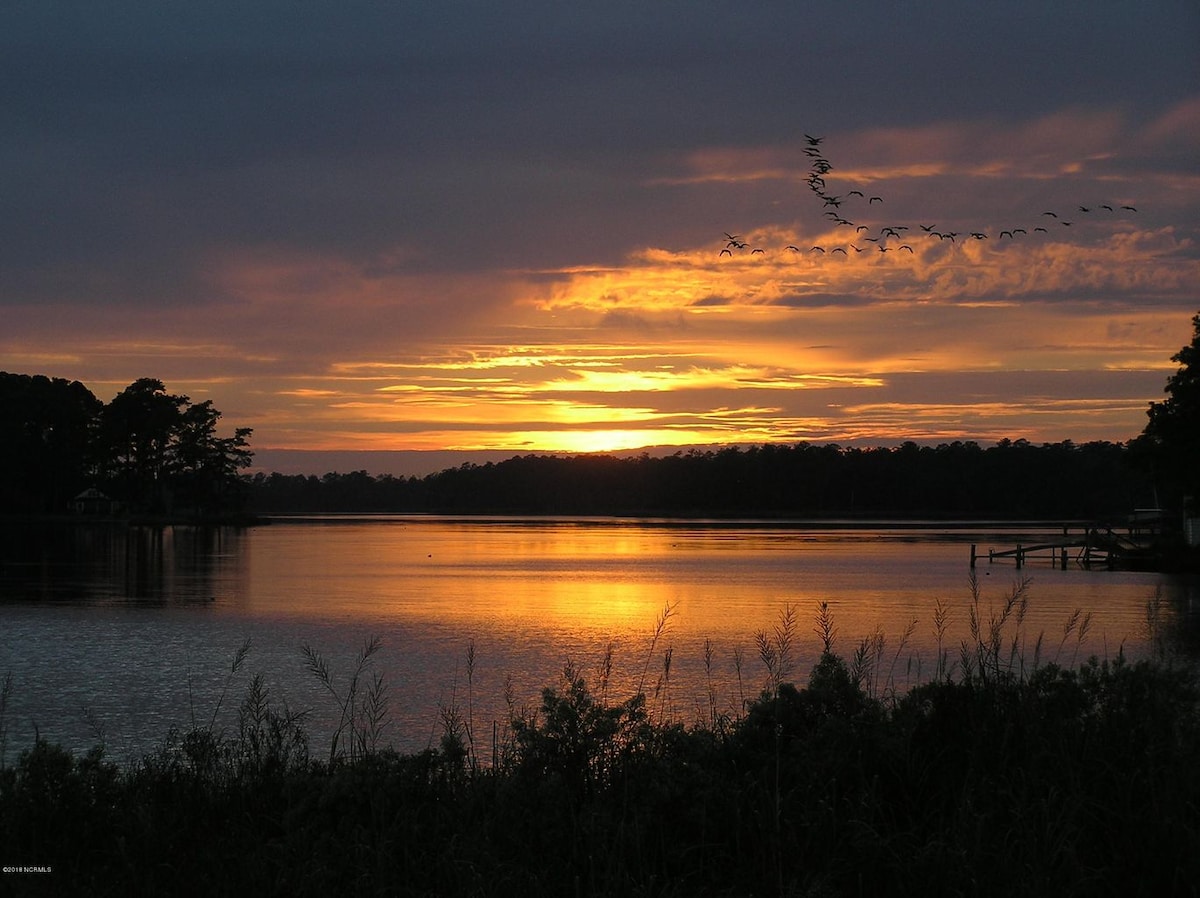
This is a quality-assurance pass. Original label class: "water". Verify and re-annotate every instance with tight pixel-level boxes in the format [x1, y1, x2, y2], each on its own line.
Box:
[1, 516, 1197, 763]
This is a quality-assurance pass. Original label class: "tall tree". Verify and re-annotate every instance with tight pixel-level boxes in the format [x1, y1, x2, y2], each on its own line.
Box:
[98, 378, 253, 515]
[99, 379, 190, 513]
[170, 399, 254, 514]
[1133, 312, 1200, 506]
[0, 372, 102, 513]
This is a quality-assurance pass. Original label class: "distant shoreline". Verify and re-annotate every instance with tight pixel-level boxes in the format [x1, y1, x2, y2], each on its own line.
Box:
[0, 511, 268, 527]
[5, 511, 1196, 570]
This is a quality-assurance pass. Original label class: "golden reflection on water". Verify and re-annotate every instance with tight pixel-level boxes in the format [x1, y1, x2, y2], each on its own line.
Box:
[239, 517, 1170, 670]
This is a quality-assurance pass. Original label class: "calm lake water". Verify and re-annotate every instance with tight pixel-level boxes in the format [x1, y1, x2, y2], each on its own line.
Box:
[2, 516, 1197, 763]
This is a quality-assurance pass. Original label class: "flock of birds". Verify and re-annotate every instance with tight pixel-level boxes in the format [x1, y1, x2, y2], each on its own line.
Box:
[719, 133, 1139, 260]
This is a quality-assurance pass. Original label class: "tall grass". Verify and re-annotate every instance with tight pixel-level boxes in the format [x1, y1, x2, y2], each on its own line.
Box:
[636, 600, 675, 697]
[756, 601, 799, 695]
[301, 634, 388, 764]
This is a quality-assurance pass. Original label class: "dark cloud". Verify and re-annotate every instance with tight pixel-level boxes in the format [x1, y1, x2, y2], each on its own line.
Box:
[596, 309, 689, 332]
[690, 295, 735, 308]
[4, 2, 1195, 296]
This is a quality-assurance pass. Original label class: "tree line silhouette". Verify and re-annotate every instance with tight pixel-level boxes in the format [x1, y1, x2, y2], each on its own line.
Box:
[247, 440, 1155, 519]
[0, 373, 252, 517]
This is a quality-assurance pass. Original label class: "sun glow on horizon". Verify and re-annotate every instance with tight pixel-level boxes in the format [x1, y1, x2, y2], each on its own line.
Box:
[8, 101, 1192, 460]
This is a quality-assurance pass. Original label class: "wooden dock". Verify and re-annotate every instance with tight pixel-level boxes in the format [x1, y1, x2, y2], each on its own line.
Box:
[971, 523, 1159, 571]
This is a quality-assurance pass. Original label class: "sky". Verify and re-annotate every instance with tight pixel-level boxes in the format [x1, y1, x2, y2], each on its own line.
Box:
[4, 2, 1199, 475]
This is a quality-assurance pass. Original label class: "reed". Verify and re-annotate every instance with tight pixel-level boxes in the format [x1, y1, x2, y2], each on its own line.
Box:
[733, 645, 747, 714]
[932, 596, 952, 682]
[597, 640, 615, 706]
[702, 637, 722, 731]
[636, 600, 675, 696]
[756, 601, 798, 696]
[301, 634, 387, 764]
[234, 671, 310, 776]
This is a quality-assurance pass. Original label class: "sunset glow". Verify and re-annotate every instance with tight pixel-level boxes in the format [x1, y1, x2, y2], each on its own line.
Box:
[2, 5, 1196, 474]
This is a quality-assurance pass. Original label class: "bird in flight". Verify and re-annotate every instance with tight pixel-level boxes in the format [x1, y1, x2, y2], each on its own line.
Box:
[717, 134, 1145, 266]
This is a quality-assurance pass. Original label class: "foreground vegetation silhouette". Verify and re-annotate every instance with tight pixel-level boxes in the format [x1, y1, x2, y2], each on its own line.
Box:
[2, 599, 1197, 897]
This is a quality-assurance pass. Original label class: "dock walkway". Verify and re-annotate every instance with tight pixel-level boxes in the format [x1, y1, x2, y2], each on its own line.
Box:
[972, 520, 1161, 571]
